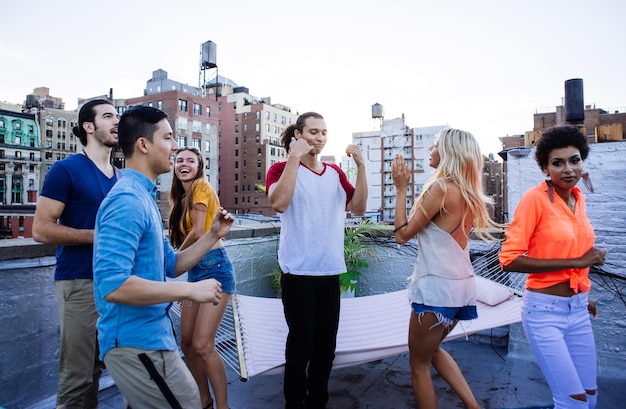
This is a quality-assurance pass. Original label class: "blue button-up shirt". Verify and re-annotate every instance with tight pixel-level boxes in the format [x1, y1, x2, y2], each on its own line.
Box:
[94, 169, 178, 359]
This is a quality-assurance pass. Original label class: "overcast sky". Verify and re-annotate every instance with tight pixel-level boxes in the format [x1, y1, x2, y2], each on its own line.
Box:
[2, 0, 625, 159]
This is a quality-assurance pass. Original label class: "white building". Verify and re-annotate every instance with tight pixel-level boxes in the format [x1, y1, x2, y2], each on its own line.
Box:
[353, 116, 445, 222]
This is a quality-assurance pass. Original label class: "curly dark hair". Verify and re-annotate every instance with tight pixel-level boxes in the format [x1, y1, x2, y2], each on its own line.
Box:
[535, 126, 589, 170]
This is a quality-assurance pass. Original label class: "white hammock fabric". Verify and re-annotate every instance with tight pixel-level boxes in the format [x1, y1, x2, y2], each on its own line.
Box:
[233, 276, 522, 380]
[171, 241, 525, 381]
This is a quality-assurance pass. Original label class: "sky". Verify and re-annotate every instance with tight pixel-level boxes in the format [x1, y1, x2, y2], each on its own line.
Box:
[2, 0, 625, 159]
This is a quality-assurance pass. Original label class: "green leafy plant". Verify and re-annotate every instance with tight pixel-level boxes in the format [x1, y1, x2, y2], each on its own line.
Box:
[270, 265, 282, 297]
[340, 221, 389, 294]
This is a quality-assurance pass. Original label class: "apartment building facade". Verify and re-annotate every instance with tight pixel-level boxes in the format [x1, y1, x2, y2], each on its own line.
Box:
[0, 108, 41, 238]
[217, 90, 296, 215]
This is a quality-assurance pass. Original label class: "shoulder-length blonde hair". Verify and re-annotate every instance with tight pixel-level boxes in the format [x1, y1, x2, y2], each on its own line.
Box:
[410, 128, 502, 241]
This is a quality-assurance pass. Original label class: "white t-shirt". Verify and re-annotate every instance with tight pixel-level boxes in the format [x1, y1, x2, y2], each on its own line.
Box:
[266, 161, 355, 276]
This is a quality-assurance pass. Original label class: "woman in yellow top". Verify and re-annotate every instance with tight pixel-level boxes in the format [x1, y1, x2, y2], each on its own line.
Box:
[169, 147, 236, 409]
[499, 126, 607, 409]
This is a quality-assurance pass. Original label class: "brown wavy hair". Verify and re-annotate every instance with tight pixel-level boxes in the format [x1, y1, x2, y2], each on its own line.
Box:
[168, 147, 206, 248]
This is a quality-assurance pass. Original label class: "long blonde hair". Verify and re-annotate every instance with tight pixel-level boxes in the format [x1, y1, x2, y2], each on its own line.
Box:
[410, 128, 502, 241]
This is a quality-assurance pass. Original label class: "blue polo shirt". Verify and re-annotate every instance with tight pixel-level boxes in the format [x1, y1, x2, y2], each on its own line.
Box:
[93, 169, 178, 359]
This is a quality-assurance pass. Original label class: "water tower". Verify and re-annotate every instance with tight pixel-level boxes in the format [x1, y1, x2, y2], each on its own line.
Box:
[199, 40, 218, 99]
[372, 102, 384, 129]
[564, 78, 584, 125]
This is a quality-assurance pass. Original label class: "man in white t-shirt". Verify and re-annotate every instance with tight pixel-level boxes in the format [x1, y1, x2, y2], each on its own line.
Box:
[266, 112, 367, 409]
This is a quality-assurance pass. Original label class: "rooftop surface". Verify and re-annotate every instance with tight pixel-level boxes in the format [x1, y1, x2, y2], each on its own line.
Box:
[86, 338, 623, 409]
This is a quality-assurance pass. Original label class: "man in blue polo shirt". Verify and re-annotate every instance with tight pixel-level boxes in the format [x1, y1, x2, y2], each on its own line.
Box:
[93, 105, 234, 408]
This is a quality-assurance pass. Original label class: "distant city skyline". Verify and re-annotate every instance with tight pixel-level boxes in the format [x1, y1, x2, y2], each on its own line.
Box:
[2, 0, 625, 159]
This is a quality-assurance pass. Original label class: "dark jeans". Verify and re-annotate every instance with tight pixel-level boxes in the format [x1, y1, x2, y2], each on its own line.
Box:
[281, 274, 340, 409]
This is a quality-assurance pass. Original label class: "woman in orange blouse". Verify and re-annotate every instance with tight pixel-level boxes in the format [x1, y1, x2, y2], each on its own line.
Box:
[499, 126, 607, 409]
[169, 147, 235, 409]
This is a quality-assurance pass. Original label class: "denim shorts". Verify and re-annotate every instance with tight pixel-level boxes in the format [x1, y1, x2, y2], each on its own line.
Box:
[187, 247, 236, 294]
[411, 303, 478, 327]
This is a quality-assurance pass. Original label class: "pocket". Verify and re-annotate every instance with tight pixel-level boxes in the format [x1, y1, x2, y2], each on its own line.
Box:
[198, 251, 222, 271]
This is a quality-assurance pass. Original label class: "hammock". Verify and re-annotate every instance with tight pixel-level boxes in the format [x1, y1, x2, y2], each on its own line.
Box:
[173, 242, 525, 381]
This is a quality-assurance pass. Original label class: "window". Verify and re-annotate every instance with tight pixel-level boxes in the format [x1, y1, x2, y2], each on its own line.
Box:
[0, 175, 5, 204]
[255, 111, 260, 119]
[46, 116, 54, 126]
[265, 111, 270, 120]
[192, 138, 201, 149]
[193, 103, 202, 115]
[255, 123, 260, 132]
[205, 140, 210, 152]
[178, 99, 188, 112]
[206, 106, 211, 117]
[11, 175, 22, 204]
[177, 136, 187, 147]
[235, 125, 239, 133]
[157, 100, 163, 110]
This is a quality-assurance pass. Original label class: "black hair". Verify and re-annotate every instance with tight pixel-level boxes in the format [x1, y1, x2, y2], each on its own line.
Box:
[118, 105, 168, 158]
[72, 99, 113, 146]
[535, 125, 589, 171]
[280, 111, 324, 152]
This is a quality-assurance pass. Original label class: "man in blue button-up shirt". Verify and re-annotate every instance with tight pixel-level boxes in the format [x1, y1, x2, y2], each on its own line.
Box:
[93, 105, 234, 408]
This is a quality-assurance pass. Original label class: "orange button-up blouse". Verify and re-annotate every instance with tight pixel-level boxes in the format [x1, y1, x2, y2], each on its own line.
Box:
[499, 181, 595, 293]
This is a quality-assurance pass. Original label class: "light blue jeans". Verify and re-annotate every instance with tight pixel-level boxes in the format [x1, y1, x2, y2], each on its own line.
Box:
[522, 290, 597, 409]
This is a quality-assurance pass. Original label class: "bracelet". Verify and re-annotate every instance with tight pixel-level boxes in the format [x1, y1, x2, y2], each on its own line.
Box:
[393, 222, 408, 233]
